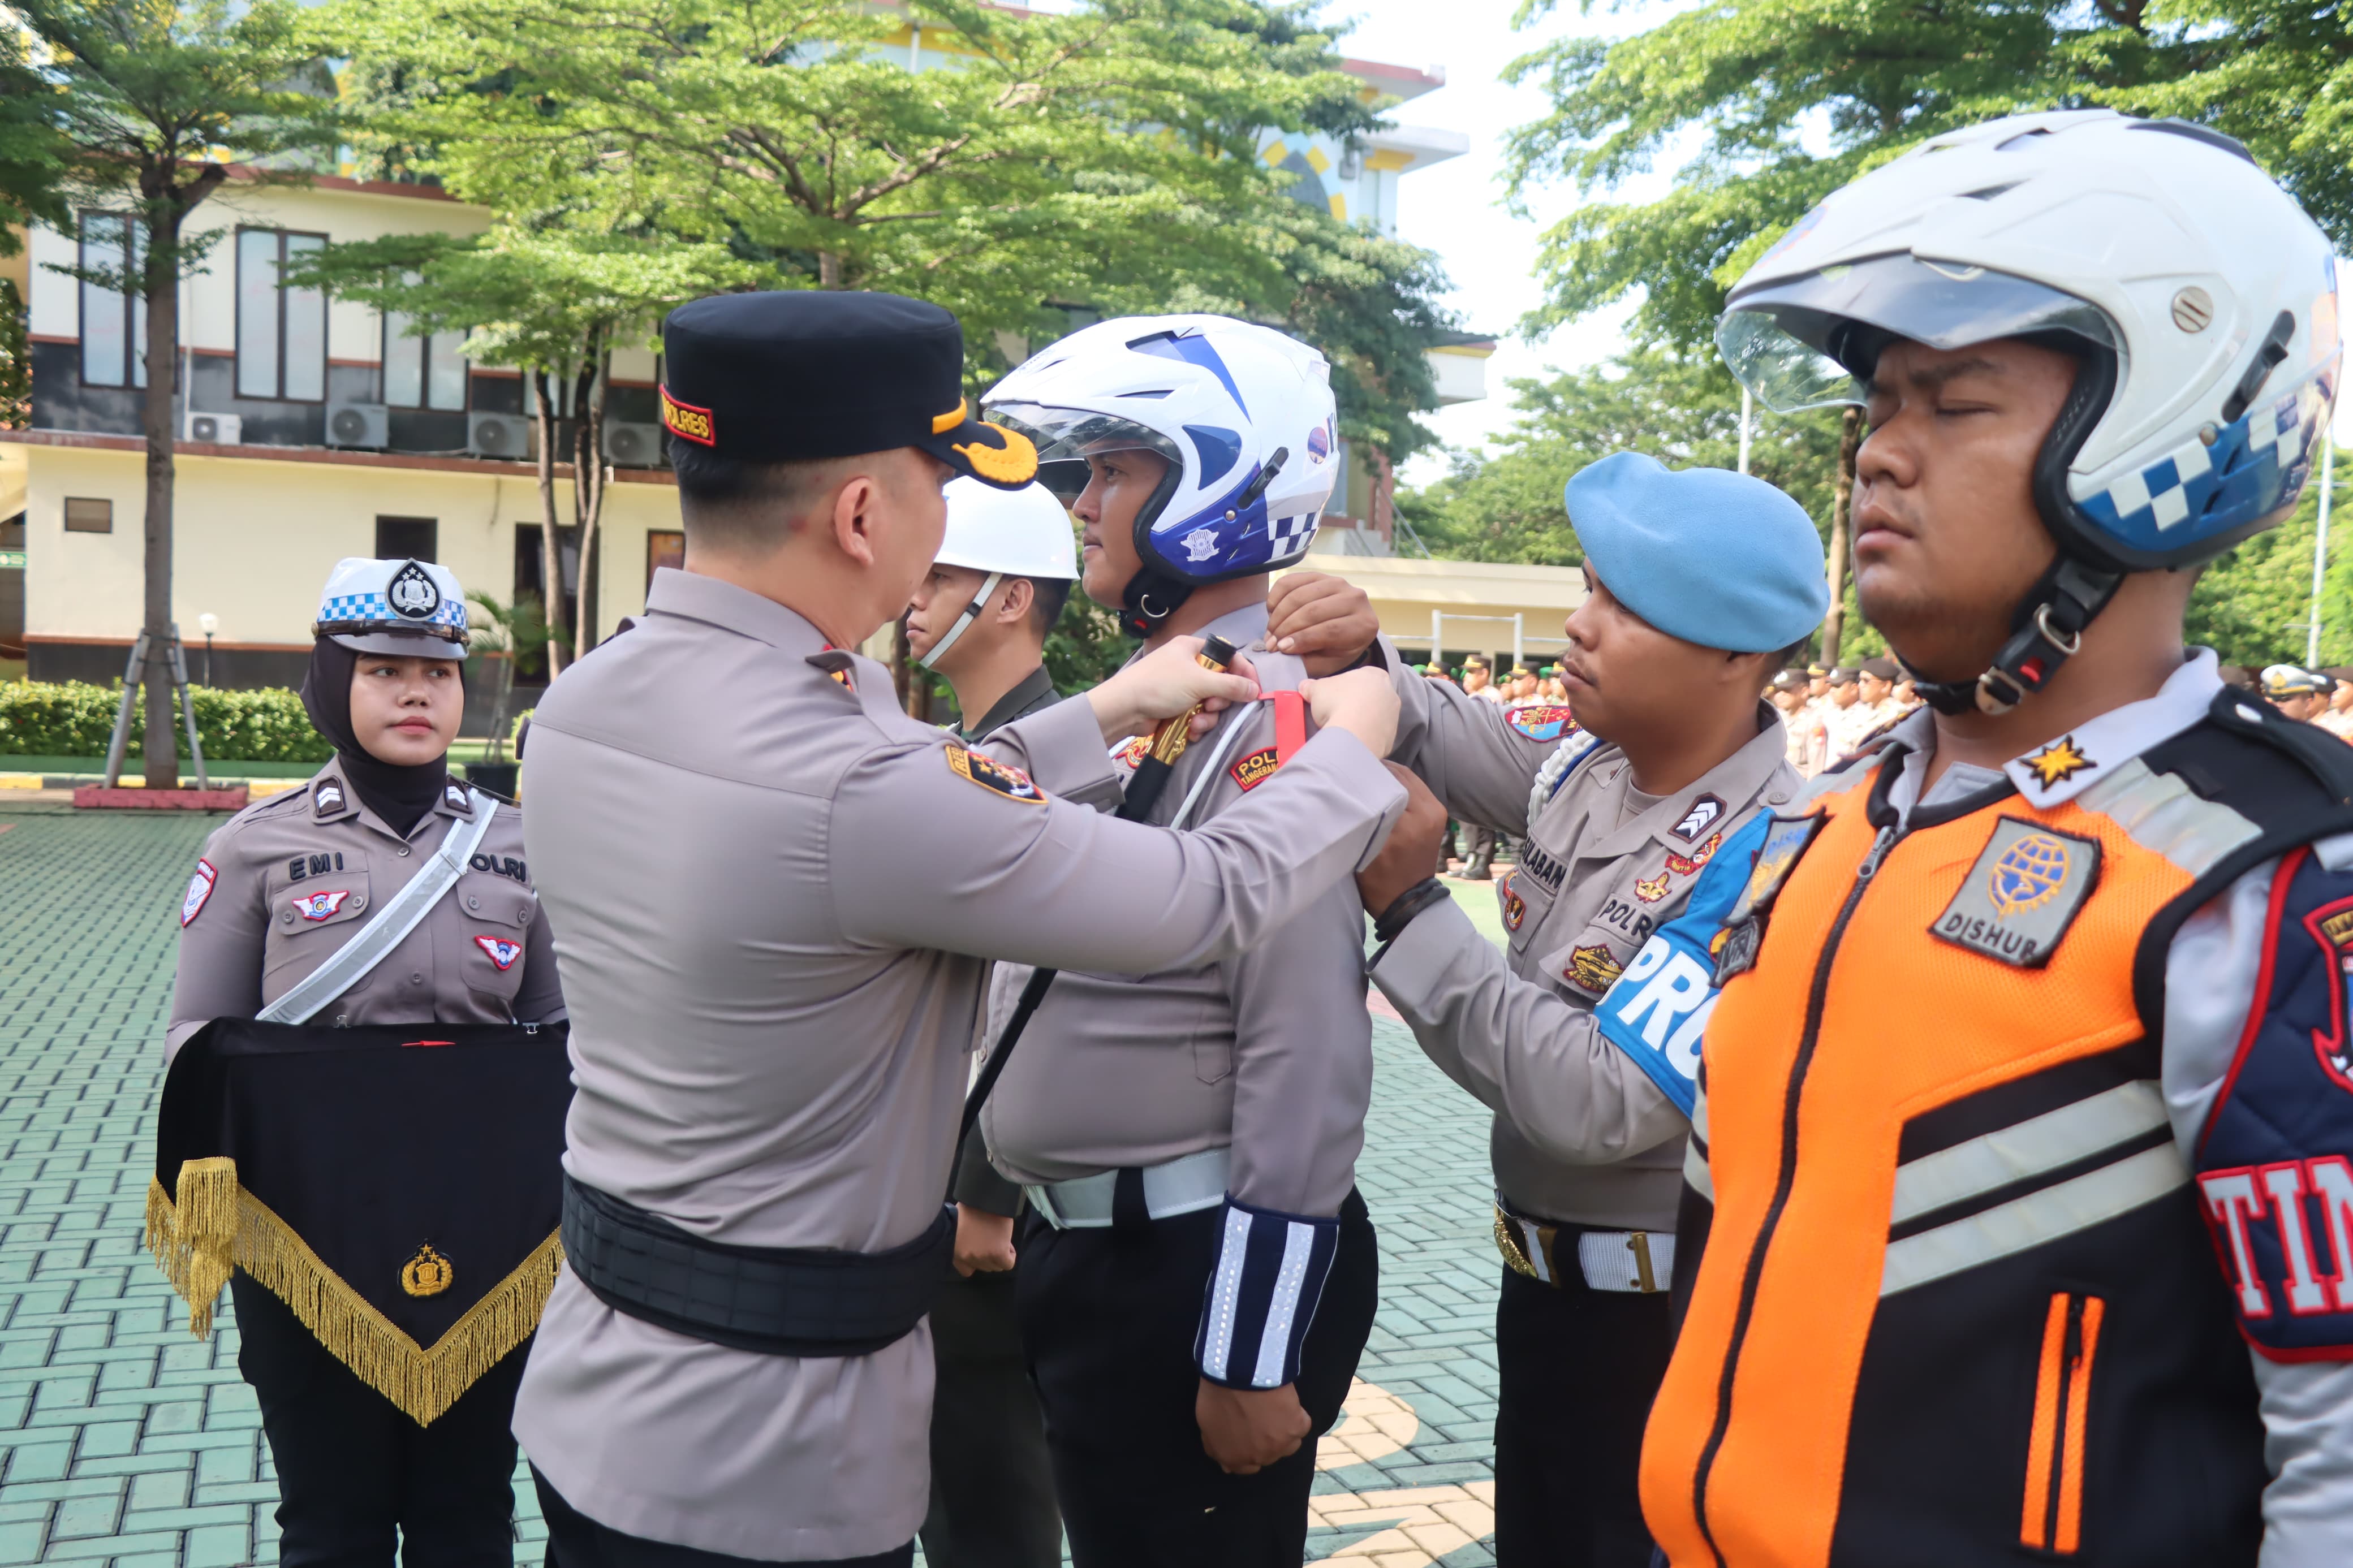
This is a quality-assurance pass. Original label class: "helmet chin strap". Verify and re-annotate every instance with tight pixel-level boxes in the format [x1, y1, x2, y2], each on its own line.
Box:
[1905, 555, 2122, 716]
[1119, 567, 1195, 640]
[917, 572, 1004, 671]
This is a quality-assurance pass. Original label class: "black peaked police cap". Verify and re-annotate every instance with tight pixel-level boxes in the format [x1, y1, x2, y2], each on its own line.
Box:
[659, 291, 1038, 490]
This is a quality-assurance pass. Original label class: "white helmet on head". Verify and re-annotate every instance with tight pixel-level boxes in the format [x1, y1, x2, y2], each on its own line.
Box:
[918, 478, 1078, 669]
[983, 314, 1339, 637]
[1718, 110, 2341, 714]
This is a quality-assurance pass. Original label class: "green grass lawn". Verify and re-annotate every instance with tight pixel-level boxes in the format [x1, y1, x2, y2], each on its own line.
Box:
[2, 740, 516, 777]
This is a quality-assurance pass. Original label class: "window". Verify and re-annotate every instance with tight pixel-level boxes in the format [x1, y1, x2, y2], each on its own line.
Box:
[236, 229, 327, 401]
[383, 295, 468, 411]
[375, 516, 438, 562]
[78, 214, 146, 390]
[63, 498, 113, 534]
[646, 530, 684, 592]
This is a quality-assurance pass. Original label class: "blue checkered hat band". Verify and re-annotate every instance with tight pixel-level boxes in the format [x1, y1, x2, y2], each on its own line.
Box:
[314, 591, 468, 634]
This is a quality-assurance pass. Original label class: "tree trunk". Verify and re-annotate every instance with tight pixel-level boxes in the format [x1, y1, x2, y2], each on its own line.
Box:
[139, 204, 182, 789]
[1823, 404, 1862, 666]
[532, 368, 568, 677]
[573, 342, 607, 654]
[817, 250, 842, 288]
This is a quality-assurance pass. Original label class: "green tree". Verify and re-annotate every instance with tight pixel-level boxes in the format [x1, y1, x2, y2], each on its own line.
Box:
[1497, 0, 2190, 658]
[291, 230, 759, 668]
[10, 0, 338, 785]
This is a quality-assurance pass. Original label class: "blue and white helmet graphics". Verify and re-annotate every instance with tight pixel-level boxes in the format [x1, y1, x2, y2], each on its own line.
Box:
[313, 556, 469, 659]
[1717, 110, 2342, 572]
[984, 314, 1340, 585]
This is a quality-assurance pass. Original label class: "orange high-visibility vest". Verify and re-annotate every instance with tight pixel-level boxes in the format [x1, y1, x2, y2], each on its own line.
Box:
[1641, 702, 2353, 1568]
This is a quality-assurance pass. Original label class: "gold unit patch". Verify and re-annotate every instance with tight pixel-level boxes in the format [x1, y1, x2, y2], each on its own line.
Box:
[946, 744, 1046, 804]
[659, 386, 715, 447]
[1566, 943, 1623, 994]
[400, 1244, 453, 1298]
[1634, 871, 1672, 904]
[1931, 817, 2101, 969]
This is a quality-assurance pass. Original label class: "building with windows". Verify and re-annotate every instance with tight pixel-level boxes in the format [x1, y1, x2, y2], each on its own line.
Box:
[0, 47, 1486, 694]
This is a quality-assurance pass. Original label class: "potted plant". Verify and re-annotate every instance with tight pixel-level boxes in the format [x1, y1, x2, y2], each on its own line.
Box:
[463, 589, 559, 796]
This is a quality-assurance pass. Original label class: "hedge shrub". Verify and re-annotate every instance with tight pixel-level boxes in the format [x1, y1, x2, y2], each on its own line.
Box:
[0, 681, 334, 763]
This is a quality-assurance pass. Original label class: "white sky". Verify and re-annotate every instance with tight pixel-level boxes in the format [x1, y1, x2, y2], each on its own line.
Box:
[1339, 0, 1695, 483]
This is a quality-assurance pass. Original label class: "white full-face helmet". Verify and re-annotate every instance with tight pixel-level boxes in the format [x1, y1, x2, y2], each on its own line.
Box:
[1718, 110, 2342, 714]
[984, 314, 1340, 636]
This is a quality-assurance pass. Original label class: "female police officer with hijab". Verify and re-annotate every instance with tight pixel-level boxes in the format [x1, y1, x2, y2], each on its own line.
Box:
[166, 555, 563, 1568]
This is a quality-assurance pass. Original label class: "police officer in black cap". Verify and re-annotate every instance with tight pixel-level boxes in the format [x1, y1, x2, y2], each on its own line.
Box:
[510, 295, 1406, 1568]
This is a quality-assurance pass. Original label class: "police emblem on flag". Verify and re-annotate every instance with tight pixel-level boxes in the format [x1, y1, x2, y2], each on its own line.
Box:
[292, 889, 351, 922]
[1932, 818, 2101, 969]
[473, 935, 523, 970]
[946, 744, 1046, 804]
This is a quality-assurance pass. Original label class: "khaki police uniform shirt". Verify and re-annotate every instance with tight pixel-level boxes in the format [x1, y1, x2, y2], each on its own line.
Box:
[1377, 675, 1798, 1231]
[510, 569, 1404, 1561]
[983, 603, 1373, 1223]
[168, 759, 561, 1057]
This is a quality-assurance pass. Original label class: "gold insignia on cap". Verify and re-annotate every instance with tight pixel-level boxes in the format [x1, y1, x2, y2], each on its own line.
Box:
[953, 424, 1040, 485]
[400, 1244, 453, 1298]
[2022, 736, 2093, 788]
[661, 386, 715, 447]
[932, 398, 969, 435]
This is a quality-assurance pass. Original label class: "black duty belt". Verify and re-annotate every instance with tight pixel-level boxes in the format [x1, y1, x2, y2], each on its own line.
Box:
[561, 1174, 954, 1357]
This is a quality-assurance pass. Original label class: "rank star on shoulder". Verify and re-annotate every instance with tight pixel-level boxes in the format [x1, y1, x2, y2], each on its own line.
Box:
[2022, 736, 2095, 788]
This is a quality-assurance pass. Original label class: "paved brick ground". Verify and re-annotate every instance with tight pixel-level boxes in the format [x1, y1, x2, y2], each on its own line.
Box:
[0, 804, 1504, 1566]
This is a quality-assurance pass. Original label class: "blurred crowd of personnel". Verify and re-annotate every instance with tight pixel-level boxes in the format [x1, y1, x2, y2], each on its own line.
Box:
[2221, 662, 2353, 742]
[1764, 658, 1921, 776]
[1412, 653, 1574, 709]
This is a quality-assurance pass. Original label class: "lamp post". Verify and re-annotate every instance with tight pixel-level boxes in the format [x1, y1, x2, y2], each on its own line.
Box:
[197, 613, 217, 686]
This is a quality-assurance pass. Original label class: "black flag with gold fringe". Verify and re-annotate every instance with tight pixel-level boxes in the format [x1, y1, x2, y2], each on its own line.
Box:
[145, 1018, 572, 1426]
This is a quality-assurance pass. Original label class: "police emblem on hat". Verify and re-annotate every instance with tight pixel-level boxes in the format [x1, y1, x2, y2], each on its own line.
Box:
[292, 889, 352, 922]
[473, 935, 524, 970]
[387, 561, 441, 621]
[946, 744, 1046, 804]
[1932, 818, 2101, 969]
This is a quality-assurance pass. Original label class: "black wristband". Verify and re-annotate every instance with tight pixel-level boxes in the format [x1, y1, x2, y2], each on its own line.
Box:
[1372, 877, 1449, 945]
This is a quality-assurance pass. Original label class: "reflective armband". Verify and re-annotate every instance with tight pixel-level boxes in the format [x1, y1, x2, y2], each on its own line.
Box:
[1193, 1196, 1340, 1389]
[1593, 814, 1773, 1118]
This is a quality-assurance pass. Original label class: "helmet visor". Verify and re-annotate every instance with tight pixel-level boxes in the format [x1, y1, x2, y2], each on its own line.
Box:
[986, 403, 1184, 503]
[1718, 253, 2118, 412]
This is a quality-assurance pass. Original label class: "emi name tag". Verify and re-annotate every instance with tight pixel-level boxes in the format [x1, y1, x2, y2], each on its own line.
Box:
[1930, 817, 2101, 970]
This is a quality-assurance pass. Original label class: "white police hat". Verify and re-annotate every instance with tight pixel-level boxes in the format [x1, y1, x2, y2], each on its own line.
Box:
[313, 557, 469, 659]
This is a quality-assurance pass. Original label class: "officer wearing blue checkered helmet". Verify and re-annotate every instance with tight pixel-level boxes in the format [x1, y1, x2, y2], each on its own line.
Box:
[1622, 111, 2353, 1566]
[167, 554, 565, 1567]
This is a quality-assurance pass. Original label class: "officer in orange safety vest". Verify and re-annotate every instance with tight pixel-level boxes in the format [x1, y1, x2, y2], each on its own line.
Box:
[1634, 111, 2353, 1567]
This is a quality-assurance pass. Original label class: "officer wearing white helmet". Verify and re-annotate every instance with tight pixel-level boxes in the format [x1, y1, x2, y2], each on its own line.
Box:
[1634, 112, 2353, 1566]
[2262, 663, 2332, 722]
[972, 316, 1386, 1565]
[903, 478, 1080, 1568]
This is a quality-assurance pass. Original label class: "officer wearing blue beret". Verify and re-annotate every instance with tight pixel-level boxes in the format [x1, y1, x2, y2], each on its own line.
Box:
[1347, 450, 1828, 1565]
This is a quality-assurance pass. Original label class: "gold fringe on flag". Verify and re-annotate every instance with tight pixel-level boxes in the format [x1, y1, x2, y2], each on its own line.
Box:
[144, 1163, 563, 1426]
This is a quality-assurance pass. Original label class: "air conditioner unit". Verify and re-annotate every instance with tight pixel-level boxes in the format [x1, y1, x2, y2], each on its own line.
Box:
[184, 411, 241, 446]
[326, 400, 389, 450]
[603, 420, 666, 468]
[468, 412, 534, 461]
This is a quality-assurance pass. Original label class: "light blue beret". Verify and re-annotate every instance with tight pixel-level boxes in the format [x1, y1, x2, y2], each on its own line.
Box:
[1565, 452, 1829, 653]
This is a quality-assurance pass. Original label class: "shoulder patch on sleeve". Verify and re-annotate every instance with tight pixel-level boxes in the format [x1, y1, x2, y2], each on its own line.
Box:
[180, 859, 218, 927]
[946, 744, 1047, 805]
[1230, 746, 1280, 791]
